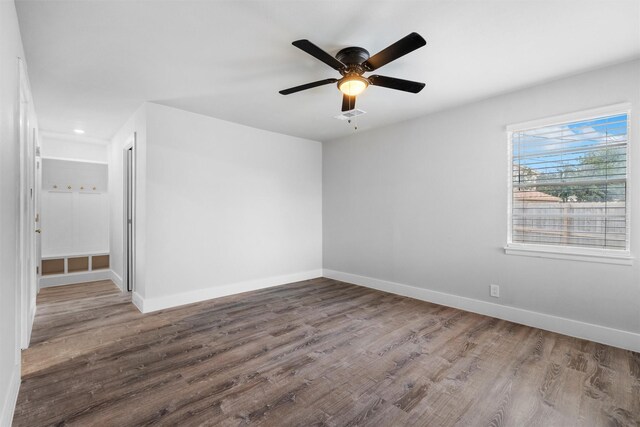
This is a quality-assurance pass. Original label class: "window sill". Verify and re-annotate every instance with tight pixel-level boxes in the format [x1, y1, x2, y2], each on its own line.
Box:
[504, 244, 633, 265]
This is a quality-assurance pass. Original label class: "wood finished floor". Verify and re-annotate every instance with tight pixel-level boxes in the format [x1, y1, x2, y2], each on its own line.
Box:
[13, 278, 640, 426]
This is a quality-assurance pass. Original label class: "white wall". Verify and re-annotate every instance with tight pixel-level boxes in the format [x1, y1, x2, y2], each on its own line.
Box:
[0, 0, 27, 423]
[41, 133, 108, 163]
[111, 103, 323, 311]
[323, 60, 640, 351]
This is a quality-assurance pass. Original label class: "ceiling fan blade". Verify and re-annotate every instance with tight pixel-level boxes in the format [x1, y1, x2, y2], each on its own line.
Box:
[368, 75, 425, 93]
[363, 32, 426, 71]
[279, 78, 338, 95]
[341, 94, 356, 112]
[292, 39, 346, 71]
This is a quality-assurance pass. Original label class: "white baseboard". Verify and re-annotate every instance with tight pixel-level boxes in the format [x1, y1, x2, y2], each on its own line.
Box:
[132, 292, 144, 313]
[38, 270, 113, 288]
[134, 269, 323, 313]
[0, 363, 20, 427]
[110, 270, 123, 292]
[25, 304, 36, 349]
[323, 269, 640, 353]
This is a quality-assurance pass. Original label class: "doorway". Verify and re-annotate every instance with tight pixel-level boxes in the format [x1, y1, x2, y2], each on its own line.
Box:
[123, 136, 135, 293]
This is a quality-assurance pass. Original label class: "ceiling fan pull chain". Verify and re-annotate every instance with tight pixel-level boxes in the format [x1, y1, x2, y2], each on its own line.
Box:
[350, 97, 357, 130]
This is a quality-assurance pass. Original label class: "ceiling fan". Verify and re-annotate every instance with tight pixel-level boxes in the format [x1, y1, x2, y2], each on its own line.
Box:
[279, 32, 426, 112]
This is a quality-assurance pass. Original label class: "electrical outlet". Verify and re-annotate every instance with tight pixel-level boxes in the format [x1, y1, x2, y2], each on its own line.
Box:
[490, 284, 500, 298]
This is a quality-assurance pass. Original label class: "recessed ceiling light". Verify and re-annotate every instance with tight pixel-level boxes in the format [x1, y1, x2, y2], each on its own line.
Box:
[74, 129, 85, 134]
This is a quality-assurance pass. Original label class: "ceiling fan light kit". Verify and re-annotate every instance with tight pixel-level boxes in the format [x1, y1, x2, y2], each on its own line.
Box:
[338, 75, 368, 96]
[280, 32, 427, 113]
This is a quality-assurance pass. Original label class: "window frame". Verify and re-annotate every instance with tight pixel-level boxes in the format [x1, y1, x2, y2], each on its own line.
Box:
[505, 103, 633, 265]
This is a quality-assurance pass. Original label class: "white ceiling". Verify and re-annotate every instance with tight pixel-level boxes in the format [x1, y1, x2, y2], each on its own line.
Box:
[16, 0, 640, 142]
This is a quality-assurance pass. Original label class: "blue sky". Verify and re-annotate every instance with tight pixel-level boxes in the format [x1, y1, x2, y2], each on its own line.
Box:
[513, 113, 628, 179]
[567, 113, 627, 136]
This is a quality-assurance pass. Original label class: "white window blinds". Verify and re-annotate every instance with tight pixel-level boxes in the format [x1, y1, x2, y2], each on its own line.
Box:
[511, 113, 628, 250]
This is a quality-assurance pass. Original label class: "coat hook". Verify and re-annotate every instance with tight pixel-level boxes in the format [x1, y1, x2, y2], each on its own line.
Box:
[67, 185, 72, 190]
[53, 185, 57, 189]
[93, 186, 96, 191]
[80, 186, 84, 190]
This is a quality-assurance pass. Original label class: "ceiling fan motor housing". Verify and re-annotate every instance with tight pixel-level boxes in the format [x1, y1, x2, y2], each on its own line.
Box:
[336, 47, 370, 73]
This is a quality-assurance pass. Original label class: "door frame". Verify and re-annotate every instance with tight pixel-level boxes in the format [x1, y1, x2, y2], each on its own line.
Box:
[18, 58, 38, 349]
[122, 134, 136, 293]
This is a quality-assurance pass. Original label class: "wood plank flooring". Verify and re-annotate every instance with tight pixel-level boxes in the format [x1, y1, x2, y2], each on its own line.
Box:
[13, 278, 640, 426]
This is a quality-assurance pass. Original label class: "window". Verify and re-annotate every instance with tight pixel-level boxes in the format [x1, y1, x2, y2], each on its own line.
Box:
[507, 105, 631, 262]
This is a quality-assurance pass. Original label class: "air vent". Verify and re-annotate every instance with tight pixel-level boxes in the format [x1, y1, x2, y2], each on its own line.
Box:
[334, 109, 367, 120]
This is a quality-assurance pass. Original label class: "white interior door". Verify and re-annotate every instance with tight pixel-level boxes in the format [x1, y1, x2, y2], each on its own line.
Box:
[123, 139, 135, 293]
[126, 147, 133, 292]
[35, 156, 41, 287]
[18, 58, 38, 349]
